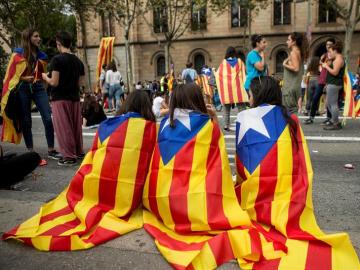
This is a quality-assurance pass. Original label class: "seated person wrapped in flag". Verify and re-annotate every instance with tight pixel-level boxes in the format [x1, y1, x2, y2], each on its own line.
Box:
[3, 90, 157, 251]
[235, 76, 360, 269]
[142, 83, 286, 269]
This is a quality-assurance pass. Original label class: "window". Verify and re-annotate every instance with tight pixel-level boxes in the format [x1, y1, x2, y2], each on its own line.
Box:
[153, 5, 168, 33]
[318, 0, 337, 23]
[191, 1, 207, 31]
[274, 0, 292, 25]
[194, 54, 205, 74]
[275, 50, 288, 73]
[156, 56, 165, 77]
[231, 0, 248, 28]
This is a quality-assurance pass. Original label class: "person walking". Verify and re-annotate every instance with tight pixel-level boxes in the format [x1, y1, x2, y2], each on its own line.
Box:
[244, 34, 267, 92]
[105, 61, 123, 112]
[181, 62, 198, 84]
[1, 28, 59, 159]
[42, 31, 85, 166]
[282, 32, 309, 114]
[322, 42, 345, 130]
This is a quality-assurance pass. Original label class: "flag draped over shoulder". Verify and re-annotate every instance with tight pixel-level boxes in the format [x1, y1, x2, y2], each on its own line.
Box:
[3, 113, 157, 251]
[199, 74, 213, 97]
[142, 109, 286, 269]
[96, 37, 115, 81]
[235, 105, 360, 269]
[343, 68, 359, 118]
[215, 58, 248, 105]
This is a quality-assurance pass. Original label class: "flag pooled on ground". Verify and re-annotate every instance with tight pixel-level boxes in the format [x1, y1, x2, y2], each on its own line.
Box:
[215, 58, 248, 105]
[235, 105, 360, 269]
[1, 48, 47, 144]
[96, 37, 115, 81]
[3, 113, 157, 251]
[142, 109, 286, 269]
[343, 68, 359, 118]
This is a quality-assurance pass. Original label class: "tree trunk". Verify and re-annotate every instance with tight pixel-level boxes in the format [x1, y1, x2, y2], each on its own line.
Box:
[125, 36, 134, 92]
[164, 41, 171, 74]
[247, 11, 252, 51]
[344, 21, 354, 65]
[79, 13, 92, 90]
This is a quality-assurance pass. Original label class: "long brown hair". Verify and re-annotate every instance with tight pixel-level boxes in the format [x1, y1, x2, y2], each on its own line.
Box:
[21, 28, 38, 73]
[169, 83, 207, 127]
[117, 90, 155, 122]
[82, 93, 101, 115]
[290, 32, 309, 62]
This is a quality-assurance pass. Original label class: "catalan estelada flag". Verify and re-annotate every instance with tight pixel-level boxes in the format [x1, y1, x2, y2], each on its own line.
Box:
[96, 37, 115, 81]
[235, 105, 360, 269]
[1, 48, 47, 144]
[343, 68, 359, 118]
[199, 74, 213, 97]
[142, 109, 286, 269]
[3, 113, 157, 251]
[215, 58, 248, 105]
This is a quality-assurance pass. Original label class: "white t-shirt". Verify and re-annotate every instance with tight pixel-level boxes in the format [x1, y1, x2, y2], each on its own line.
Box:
[152, 96, 164, 118]
[105, 70, 122, 86]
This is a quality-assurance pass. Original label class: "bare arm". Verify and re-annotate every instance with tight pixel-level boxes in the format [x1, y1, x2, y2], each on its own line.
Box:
[254, 51, 266, 71]
[42, 71, 60, 87]
[283, 50, 301, 72]
[323, 56, 344, 76]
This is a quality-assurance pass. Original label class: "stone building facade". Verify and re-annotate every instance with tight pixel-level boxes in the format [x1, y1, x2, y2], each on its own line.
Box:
[77, 0, 360, 89]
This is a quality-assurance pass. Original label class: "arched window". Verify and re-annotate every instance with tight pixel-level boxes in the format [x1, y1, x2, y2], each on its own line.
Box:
[275, 50, 288, 73]
[314, 43, 327, 58]
[194, 53, 205, 74]
[156, 56, 165, 77]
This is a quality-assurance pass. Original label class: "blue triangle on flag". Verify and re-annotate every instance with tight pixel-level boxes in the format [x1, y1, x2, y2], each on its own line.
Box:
[158, 112, 209, 165]
[98, 112, 141, 143]
[236, 106, 287, 174]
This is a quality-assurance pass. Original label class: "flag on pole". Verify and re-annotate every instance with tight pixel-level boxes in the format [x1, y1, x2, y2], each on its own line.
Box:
[3, 113, 157, 251]
[142, 109, 286, 269]
[215, 58, 248, 105]
[96, 37, 115, 81]
[235, 105, 360, 269]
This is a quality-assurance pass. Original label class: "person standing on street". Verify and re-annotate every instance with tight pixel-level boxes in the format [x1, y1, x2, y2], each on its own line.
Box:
[42, 31, 85, 166]
[282, 32, 309, 114]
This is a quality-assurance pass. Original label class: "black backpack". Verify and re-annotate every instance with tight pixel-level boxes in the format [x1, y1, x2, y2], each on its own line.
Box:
[4, 83, 23, 133]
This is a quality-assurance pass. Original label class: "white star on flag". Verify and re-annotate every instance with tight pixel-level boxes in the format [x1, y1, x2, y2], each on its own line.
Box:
[161, 108, 192, 133]
[236, 105, 275, 144]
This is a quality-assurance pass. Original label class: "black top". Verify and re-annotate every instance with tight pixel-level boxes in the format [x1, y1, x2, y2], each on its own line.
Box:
[326, 63, 345, 86]
[49, 53, 85, 101]
[83, 107, 107, 127]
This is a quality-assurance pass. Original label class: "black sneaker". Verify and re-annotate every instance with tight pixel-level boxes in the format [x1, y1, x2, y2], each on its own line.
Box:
[303, 118, 314, 125]
[48, 150, 62, 160]
[320, 119, 332, 126]
[324, 123, 342, 130]
[57, 158, 77, 166]
[76, 153, 85, 159]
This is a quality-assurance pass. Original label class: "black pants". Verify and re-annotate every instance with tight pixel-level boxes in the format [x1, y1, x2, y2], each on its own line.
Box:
[0, 152, 41, 188]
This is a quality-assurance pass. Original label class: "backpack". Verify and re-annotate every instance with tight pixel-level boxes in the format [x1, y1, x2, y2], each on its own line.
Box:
[184, 70, 194, 84]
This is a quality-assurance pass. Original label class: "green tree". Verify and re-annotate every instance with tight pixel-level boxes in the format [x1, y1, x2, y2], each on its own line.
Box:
[0, 46, 9, 91]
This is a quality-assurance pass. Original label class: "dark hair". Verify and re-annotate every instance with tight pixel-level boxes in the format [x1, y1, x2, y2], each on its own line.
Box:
[325, 37, 336, 44]
[117, 90, 155, 122]
[251, 34, 264, 49]
[186, 62, 193, 68]
[329, 42, 343, 54]
[21, 28, 38, 74]
[225, 46, 237, 59]
[307, 57, 320, 75]
[249, 76, 298, 147]
[289, 32, 309, 61]
[102, 64, 107, 69]
[55, 31, 72, 49]
[169, 83, 207, 127]
[108, 60, 117, 72]
[82, 93, 101, 115]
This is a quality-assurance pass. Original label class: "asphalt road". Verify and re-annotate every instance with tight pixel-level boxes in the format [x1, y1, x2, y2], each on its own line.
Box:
[0, 111, 359, 269]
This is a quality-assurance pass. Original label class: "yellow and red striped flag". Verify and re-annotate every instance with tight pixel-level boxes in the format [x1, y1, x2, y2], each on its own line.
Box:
[96, 37, 115, 81]
[199, 74, 213, 97]
[142, 109, 286, 269]
[235, 105, 360, 269]
[343, 68, 358, 118]
[215, 58, 248, 105]
[3, 113, 157, 251]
